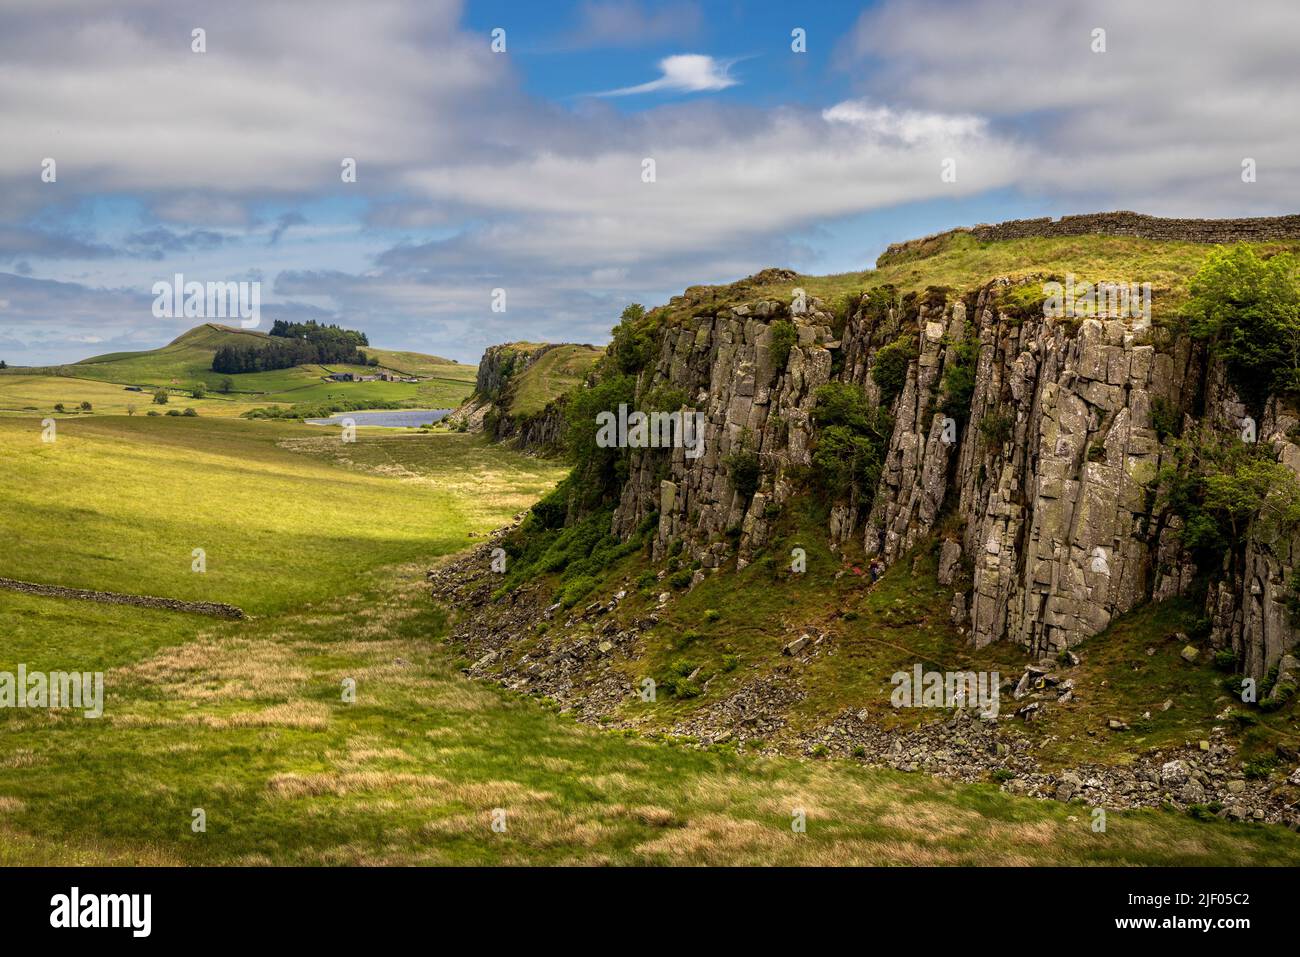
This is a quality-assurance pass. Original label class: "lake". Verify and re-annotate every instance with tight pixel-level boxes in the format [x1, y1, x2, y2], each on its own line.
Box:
[305, 409, 451, 428]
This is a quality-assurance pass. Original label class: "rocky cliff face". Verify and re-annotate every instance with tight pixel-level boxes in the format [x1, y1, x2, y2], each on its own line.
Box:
[603, 275, 1300, 681]
[611, 289, 834, 570]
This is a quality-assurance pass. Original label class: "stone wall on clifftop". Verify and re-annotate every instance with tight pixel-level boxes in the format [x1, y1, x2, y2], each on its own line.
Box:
[878, 211, 1300, 267]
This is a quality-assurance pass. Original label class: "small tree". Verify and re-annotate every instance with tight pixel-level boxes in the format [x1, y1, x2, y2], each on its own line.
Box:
[1183, 244, 1300, 407]
[53, 402, 65, 413]
[192, 383, 207, 399]
[80, 401, 92, 411]
[153, 389, 169, 405]
[219, 377, 234, 394]
[126, 404, 137, 416]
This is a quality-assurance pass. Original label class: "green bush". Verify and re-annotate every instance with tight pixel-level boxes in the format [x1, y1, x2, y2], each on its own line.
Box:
[560, 575, 598, 608]
[1157, 429, 1300, 567]
[979, 412, 1014, 448]
[938, 336, 979, 422]
[724, 439, 761, 501]
[871, 334, 916, 407]
[182, 407, 198, 417]
[769, 319, 797, 372]
[639, 384, 688, 414]
[1151, 395, 1182, 441]
[607, 303, 658, 376]
[668, 570, 693, 590]
[809, 382, 892, 505]
[1182, 244, 1300, 408]
[153, 389, 169, 405]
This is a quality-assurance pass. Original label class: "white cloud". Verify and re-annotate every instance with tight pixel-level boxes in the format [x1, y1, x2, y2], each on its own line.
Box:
[821, 101, 986, 145]
[838, 0, 1300, 214]
[596, 54, 739, 97]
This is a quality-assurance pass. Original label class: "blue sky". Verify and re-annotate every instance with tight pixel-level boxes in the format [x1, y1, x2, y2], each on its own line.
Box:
[2, 0, 1299, 365]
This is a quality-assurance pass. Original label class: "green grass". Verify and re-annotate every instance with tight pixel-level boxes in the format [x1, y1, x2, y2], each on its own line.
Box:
[70, 324, 272, 386]
[0, 415, 560, 616]
[2, 413, 1295, 863]
[665, 233, 1300, 331]
[3, 564, 1297, 865]
[2, 324, 476, 412]
[0, 374, 250, 417]
[507, 344, 603, 418]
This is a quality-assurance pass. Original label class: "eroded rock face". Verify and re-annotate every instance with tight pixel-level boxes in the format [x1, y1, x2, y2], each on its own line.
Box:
[611, 298, 835, 568]
[958, 311, 1175, 656]
[599, 276, 1294, 679]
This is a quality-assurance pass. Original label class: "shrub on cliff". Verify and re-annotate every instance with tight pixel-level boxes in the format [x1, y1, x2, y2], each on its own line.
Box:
[563, 372, 636, 505]
[769, 319, 797, 373]
[871, 334, 916, 407]
[724, 430, 761, 500]
[1182, 244, 1300, 409]
[608, 303, 657, 375]
[1158, 428, 1300, 567]
[938, 335, 980, 422]
[809, 382, 892, 505]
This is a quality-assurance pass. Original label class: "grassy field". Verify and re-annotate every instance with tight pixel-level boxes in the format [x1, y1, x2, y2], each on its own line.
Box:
[0, 374, 251, 417]
[3, 324, 477, 412]
[1, 413, 1298, 865]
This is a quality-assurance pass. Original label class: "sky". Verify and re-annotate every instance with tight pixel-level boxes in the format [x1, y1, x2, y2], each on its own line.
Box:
[2, 0, 1299, 365]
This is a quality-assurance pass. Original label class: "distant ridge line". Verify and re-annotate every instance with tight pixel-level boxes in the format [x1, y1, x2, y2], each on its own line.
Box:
[877, 210, 1300, 266]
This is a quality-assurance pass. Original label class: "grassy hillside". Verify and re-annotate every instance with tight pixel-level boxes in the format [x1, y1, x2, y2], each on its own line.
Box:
[661, 233, 1300, 330]
[507, 343, 603, 417]
[73, 324, 273, 386]
[1, 323, 477, 413]
[1, 414, 1294, 865]
[0, 416, 556, 615]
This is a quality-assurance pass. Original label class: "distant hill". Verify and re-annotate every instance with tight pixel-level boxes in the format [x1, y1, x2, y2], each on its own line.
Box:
[0, 323, 477, 410]
[73, 324, 275, 385]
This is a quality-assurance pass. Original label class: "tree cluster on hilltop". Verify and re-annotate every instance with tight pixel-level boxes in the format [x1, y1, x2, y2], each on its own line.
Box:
[211, 320, 374, 374]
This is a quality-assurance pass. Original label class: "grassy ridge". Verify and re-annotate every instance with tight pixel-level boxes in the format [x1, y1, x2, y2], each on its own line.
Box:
[507, 344, 603, 418]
